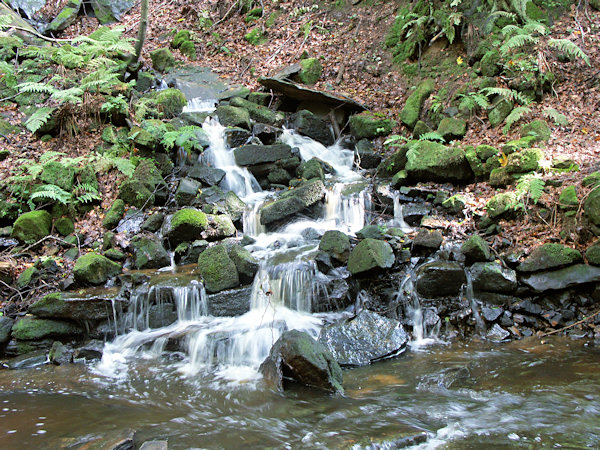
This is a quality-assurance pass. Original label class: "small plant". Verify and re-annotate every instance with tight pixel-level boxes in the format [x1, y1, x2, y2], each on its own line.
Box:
[502, 106, 531, 134]
[383, 134, 407, 148]
[161, 126, 206, 153]
[419, 131, 445, 143]
[543, 108, 568, 126]
[457, 92, 490, 116]
[510, 173, 545, 211]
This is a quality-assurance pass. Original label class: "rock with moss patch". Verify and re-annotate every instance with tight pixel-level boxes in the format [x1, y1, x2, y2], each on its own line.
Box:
[17, 266, 38, 289]
[290, 110, 333, 146]
[521, 119, 551, 143]
[461, 235, 491, 264]
[299, 158, 325, 181]
[259, 179, 325, 225]
[296, 57, 322, 85]
[12, 316, 83, 341]
[488, 99, 513, 128]
[216, 105, 251, 129]
[586, 242, 600, 265]
[244, 28, 266, 45]
[54, 217, 74, 236]
[175, 177, 201, 206]
[40, 161, 75, 191]
[319, 230, 350, 263]
[11, 210, 52, 244]
[229, 96, 283, 125]
[583, 172, 600, 188]
[489, 167, 514, 187]
[203, 214, 236, 241]
[73, 252, 121, 285]
[441, 194, 466, 215]
[166, 208, 208, 246]
[171, 30, 191, 48]
[349, 112, 396, 139]
[197, 244, 239, 293]
[480, 50, 500, 77]
[132, 235, 170, 269]
[150, 48, 175, 73]
[155, 88, 187, 118]
[470, 262, 517, 293]
[102, 199, 125, 229]
[347, 238, 394, 275]
[405, 140, 473, 183]
[517, 243, 582, 272]
[47, 0, 82, 33]
[228, 244, 259, 283]
[505, 148, 544, 173]
[412, 120, 432, 139]
[400, 79, 434, 129]
[558, 185, 578, 210]
[437, 117, 467, 141]
[0, 316, 14, 344]
[584, 187, 600, 228]
[486, 192, 516, 219]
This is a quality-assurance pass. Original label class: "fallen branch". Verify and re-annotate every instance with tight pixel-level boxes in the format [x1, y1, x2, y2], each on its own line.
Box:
[5, 25, 72, 43]
[540, 309, 600, 337]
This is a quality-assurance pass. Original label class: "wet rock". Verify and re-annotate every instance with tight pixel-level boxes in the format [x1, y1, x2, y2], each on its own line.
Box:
[73, 340, 104, 361]
[0, 316, 14, 345]
[216, 105, 251, 129]
[356, 225, 385, 240]
[175, 177, 202, 206]
[298, 158, 325, 181]
[412, 229, 443, 253]
[197, 244, 239, 293]
[228, 245, 259, 283]
[347, 238, 394, 275]
[180, 240, 209, 265]
[470, 262, 517, 293]
[230, 96, 284, 125]
[207, 286, 252, 316]
[354, 139, 382, 169]
[234, 143, 294, 166]
[415, 261, 466, 297]
[11, 210, 52, 244]
[521, 264, 600, 292]
[355, 432, 428, 449]
[511, 299, 542, 315]
[481, 305, 503, 322]
[12, 316, 83, 341]
[260, 179, 325, 225]
[349, 112, 395, 139]
[141, 212, 165, 233]
[259, 329, 343, 393]
[48, 341, 73, 365]
[165, 208, 208, 246]
[405, 141, 473, 183]
[319, 230, 350, 263]
[486, 323, 510, 341]
[188, 165, 226, 186]
[29, 290, 122, 321]
[402, 202, 432, 226]
[1, 350, 48, 369]
[318, 310, 408, 366]
[517, 243, 582, 272]
[140, 441, 168, 450]
[73, 252, 121, 286]
[461, 234, 491, 264]
[132, 235, 170, 270]
[224, 127, 252, 147]
[203, 214, 236, 241]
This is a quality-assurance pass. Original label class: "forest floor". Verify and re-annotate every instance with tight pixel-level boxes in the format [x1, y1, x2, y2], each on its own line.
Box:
[1, 0, 599, 305]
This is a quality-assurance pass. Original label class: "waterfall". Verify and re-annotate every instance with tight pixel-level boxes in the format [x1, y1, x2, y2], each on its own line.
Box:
[324, 183, 371, 234]
[391, 191, 413, 233]
[463, 269, 486, 335]
[199, 118, 261, 198]
[183, 98, 217, 113]
[242, 200, 266, 237]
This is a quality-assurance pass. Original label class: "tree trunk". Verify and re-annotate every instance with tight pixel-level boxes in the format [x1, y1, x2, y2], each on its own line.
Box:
[130, 0, 149, 69]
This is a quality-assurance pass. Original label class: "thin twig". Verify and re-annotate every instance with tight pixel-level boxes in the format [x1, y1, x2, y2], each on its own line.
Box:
[540, 309, 600, 337]
[5, 25, 72, 43]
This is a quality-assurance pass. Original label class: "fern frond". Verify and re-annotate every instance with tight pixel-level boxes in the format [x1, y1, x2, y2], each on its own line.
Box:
[481, 87, 530, 106]
[419, 131, 446, 142]
[543, 108, 568, 127]
[548, 38, 590, 66]
[29, 184, 71, 209]
[500, 33, 538, 54]
[523, 21, 548, 36]
[503, 106, 531, 134]
[51, 87, 83, 104]
[24, 107, 55, 134]
[19, 46, 54, 60]
[17, 82, 56, 95]
[472, 93, 490, 109]
[95, 155, 135, 177]
[39, 151, 66, 163]
[0, 14, 12, 30]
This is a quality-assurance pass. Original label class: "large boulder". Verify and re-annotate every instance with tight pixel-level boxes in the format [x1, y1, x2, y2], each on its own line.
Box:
[296, 57, 322, 85]
[319, 230, 351, 263]
[29, 291, 122, 321]
[165, 208, 208, 246]
[584, 187, 600, 227]
[188, 165, 226, 186]
[89, 0, 134, 24]
[119, 160, 167, 208]
[11, 316, 83, 341]
[521, 119, 551, 143]
[415, 261, 466, 297]
[228, 244, 259, 283]
[216, 105, 251, 129]
[437, 117, 467, 141]
[131, 235, 170, 269]
[73, 252, 121, 285]
[469, 262, 517, 293]
[46, 0, 82, 34]
[521, 264, 600, 292]
[505, 148, 545, 173]
[234, 144, 294, 166]
[461, 235, 491, 264]
[197, 244, 240, 293]
[259, 329, 343, 393]
[290, 110, 334, 146]
[349, 112, 396, 139]
[259, 179, 325, 225]
[400, 79, 434, 129]
[347, 238, 394, 275]
[11, 210, 52, 244]
[405, 141, 473, 183]
[517, 243, 582, 272]
[318, 310, 408, 366]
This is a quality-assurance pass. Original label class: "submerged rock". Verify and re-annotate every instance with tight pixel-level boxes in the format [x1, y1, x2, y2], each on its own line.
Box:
[260, 330, 343, 393]
[318, 310, 408, 366]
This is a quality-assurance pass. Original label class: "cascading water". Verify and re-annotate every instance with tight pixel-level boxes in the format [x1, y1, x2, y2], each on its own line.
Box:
[463, 269, 486, 335]
[391, 191, 413, 233]
[324, 183, 371, 234]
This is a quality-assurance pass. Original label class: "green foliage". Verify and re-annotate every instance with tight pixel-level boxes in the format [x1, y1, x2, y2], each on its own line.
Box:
[383, 134, 407, 148]
[161, 126, 205, 153]
[28, 184, 71, 210]
[24, 107, 55, 134]
[457, 92, 490, 115]
[510, 174, 545, 211]
[480, 87, 531, 106]
[503, 106, 531, 134]
[419, 131, 446, 143]
[547, 38, 590, 65]
[543, 108, 568, 126]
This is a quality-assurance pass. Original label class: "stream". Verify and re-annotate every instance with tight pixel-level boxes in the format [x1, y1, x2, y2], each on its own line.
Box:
[2, 112, 600, 448]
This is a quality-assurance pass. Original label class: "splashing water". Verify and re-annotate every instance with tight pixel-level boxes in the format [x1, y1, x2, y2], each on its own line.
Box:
[324, 183, 371, 234]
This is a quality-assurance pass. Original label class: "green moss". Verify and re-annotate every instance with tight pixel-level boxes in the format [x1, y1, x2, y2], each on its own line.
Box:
[461, 235, 491, 263]
[476, 145, 498, 161]
[16, 266, 38, 289]
[586, 242, 600, 265]
[54, 217, 74, 236]
[405, 140, 472, 182]
[171, 30, 191, 48]
[349, 112, 396, 139]
[347, 238, 395, 275]
[480, 50, 500, 77]
[465, 146, 484, 178]
[11, 210, 52, 244]
[73, 252, 121, 285]
[437, 117, 467, 141]
[171, 208, 208, 230]
[229, 96, 282, 125]
[488, 99, 513, 128]
[486, 192, 516, 219]
[179, 40, 197, 60]
[197, 244, 239, 292]
[558, 185, 578, 210]
[102, 199, 125, 229]
[40, 161, 75, 191]
[216, 105, 251, 129]
[245, 28, 266, 45]
[11, 316, 83, 341]
[150, 48, 176, 73]
[517, 243, 582, 272]
[584, 186, 600, 226]
[400, 79, 434, 129]
[298, 57, 322, 85]
[319, 230, 350, 262]
[155, 88, 187, 119]
[521, 119, 551, 142]
[583, 171, 600, 188]
[505, 148, 544, 173]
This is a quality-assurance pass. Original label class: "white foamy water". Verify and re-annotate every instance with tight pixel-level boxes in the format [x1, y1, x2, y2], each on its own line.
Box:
[183, 97, 217, 113]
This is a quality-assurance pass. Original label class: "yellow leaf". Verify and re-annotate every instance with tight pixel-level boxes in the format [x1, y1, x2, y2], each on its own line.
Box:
[582, 128, 588, 134]
[498, 152, 508, 167]
[456, 56, 463, 65]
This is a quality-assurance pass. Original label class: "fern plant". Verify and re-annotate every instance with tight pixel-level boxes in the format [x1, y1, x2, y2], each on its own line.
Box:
[24, 107, 55, 134]
[510, 174, 545, 211]
[161, 126, 206, 153]
[502, 106, 531, 134]
[419, 131, 446, 143]
[547, 38, 590, 66]
[457, 92, 490, 116]
[543, 108, 568, 127]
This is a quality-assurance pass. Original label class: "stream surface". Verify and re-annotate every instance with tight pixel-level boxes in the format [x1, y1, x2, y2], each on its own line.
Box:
[1, 337, 599, 448]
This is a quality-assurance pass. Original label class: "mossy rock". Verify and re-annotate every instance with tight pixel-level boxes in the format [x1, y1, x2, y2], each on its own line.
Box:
[102, 199, 125, 229]
[400, 79, 434, 129]
[319, 230, 350, 263]
[488, 99, 513, 128]
[405, 140, 473, 183]
[502, 136, 537, 155]
[73, 252, 121, 285]
[16, 266, 38, 290]
[476, 144, 498, 161]
[347, 238, 395, 275]
[171, 30, 191, 48]
[131, 235, 170, 269]
[376, 145, 409, 178]
[349, 112, 396, 139]
[584, 187, 600, 226]
[11, 210, 52, 244]
[489, 166, 514, 187]
[216, 105, 251, 129]
[40, 161, 75, 191]
[464, 146, 484, 178]
[521, 119, 551, 143]
[586, 242, 600, 265]
[119, 179, 154, 209]
[150, 48, 176, 73]
[441, 194, 466, 215]
[480, 50, 500, 77]
[517, 243, 582, 272]
[197, 244, 239, 293]
[486, 192, 516, 219]
[412, 120, 432, 139]
[206, 214, 236, 240]
[229, 96, 283, 125]
[583, 172, 600, 188]
[297, 57, 322, 85]
[54, 217, 74, 236]
[245, 28, 266, 45]
[155, 88, 187, 119]
[104, 248, 125, 261]
[248, 92, 271, 105]
[299, 158, 324, 181]
[179, 40, 197, 60]
[461, 235, 491, 264]
[12, 316, 83, 341]
[167, 208, 208, 245]
[558, 185, 578, 210]
[228, 244, 259, 283]
[437, 117, 467, 141]
[47, 0, 82, 34]
[505, 148, 544, 173]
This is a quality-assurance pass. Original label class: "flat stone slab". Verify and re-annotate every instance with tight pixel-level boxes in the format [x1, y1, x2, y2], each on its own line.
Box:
[164, 66, 246, 102]
[258, 77, 367, 114]
[521, 264, 600, 292]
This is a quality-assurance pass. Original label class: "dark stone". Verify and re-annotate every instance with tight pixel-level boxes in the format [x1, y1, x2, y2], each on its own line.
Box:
[461, 235, 491, 264]
[319, 230, 350, 263]
[234, 143, 294, 166]
[412, 229, 443, 253]
[259, 329, 343, 393]
[141, 213, 165, 232]
[259, 179, 325, 225]
[470, 262, 517, 294]
[48, 341, 73, 365]
[356, 225, 385, 240]
[415, 261, 466, 297]
[318, 310, 408, 366]
[290, 110, 334, 146]
[131, 235, 170, 270]
[188, 165, 226, 186]
[347, 238, 395, 275]
[207, 286, 252, 316]
[228, 244, 259, 283]
[253, 123, 279, 145]
[521, 264, 600, 292]
[354, 139, 382, 169]
[29, 290, 123, 321]
[175, 177, 202, 206]
[401, 202, 432, 226]
[481, 305, 503, 322]
[0, 316, 14, 344]
[224, 127, 252, 148]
